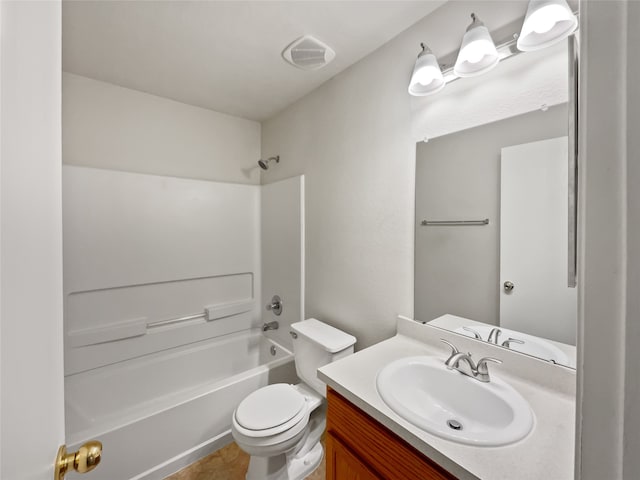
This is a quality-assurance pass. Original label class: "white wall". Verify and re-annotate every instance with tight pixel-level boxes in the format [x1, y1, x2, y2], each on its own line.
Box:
[261, 40, 415, 349]
[63, 73, 261, 183]
[260, 0, 563, 349]
[261, 176, 305, 350]
[0, 2, 64, 479]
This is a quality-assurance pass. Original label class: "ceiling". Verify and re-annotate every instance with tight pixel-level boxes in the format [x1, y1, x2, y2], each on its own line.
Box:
[62, 1, 445, 122]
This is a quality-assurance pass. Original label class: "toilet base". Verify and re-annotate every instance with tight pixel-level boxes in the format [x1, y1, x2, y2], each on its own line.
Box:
[245, 441, 323, 480]
[287, 441, 323, 480]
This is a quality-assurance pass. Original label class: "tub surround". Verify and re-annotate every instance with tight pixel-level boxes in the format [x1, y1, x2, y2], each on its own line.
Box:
[62, 166, 306, 479]
[62, 166, 262, 375]
[318, 316, 575, 480]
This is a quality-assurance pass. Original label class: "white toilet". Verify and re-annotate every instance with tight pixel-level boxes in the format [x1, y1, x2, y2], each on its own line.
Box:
[231, 318, 356, 480]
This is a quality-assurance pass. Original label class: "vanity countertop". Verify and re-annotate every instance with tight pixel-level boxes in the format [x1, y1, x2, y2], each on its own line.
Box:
[318, 317, 576, 480]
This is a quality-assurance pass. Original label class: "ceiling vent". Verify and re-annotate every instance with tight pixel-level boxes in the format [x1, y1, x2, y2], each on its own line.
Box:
[282, 35, 336, 71]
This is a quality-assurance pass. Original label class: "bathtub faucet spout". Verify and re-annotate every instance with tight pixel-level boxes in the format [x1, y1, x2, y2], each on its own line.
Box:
[262, 321, 279, 332]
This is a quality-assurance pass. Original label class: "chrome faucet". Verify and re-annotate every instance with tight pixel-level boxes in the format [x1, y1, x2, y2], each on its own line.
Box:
[262, 321, 279, 332]
[487, 327, 502, 344]
[440, 339, 502, 383]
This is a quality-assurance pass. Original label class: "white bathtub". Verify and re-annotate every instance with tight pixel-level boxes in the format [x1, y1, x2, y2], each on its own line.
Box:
[65, 330, 297, 480]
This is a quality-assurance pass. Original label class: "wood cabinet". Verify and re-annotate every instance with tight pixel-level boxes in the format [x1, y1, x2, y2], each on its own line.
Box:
[326, 433, 381, 480]
[326, 388, 458, 480]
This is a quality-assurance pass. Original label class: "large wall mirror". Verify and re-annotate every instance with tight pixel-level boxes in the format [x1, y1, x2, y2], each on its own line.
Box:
[413, 33, 578, 369]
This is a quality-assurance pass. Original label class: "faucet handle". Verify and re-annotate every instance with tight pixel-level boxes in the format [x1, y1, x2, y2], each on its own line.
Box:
[476, 357, 502, 374]
[440, 339, 460, 357]
[501, 337, 525, 348]
[265, 295, 283, 316]
[462, 326, 482, 340]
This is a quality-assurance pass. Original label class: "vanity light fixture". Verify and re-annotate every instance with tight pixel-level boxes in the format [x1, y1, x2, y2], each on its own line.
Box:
[408, 8, 578, 98]
[517, 0, 578, 51]
[408, 43, 445, 96]
[453, 13, 500, 78]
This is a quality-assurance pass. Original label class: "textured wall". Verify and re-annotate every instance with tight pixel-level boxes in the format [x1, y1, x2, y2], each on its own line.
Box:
[261, 38, 415, 349]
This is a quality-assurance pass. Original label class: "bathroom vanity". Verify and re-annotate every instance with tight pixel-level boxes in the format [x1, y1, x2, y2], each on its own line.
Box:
[319, 317, 576, 480]
[326, 388, 456, 479]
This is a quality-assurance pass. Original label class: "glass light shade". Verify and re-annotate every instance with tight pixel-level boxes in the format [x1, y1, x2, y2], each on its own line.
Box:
[453, 15, 499, 78]
[517, 0, 578, 51]
[408, 46, 445, 96]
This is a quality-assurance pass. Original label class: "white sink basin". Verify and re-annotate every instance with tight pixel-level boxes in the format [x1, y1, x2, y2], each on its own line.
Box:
[376, 356, 534, 446]
[454, 326, 570, 365]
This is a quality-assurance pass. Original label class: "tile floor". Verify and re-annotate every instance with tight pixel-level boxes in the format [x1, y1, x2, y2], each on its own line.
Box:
[164, 441, 326, 480]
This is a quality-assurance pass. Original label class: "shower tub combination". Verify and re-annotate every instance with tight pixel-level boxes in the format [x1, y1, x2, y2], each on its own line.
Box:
[65, 330, 296, 480]
[62, 168, 305, 479]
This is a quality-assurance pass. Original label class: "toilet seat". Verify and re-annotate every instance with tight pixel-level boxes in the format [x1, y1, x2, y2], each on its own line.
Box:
[234, 384, 308, 438]
[232, 415, 309, 455]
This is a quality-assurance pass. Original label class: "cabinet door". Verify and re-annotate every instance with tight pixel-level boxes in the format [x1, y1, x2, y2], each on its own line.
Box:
[327, 389, 458, 480]
[327, 432, 382, 480]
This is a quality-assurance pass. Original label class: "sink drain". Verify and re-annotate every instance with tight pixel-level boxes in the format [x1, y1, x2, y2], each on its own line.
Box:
[447, 419, 463, 431]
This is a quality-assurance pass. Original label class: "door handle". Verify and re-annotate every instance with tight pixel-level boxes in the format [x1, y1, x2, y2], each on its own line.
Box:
[503, 281, 515, 292]
[54, 441, 102, 480]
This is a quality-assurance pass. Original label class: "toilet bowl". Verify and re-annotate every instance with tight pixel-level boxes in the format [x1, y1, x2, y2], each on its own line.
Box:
[231, 319, 356, 480]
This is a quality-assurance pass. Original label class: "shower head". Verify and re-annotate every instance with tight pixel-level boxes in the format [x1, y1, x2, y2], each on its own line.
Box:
[258, 155, 280, 170]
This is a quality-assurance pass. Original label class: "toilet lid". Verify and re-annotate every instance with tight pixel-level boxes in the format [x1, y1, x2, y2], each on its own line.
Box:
[235, 384, 306, 431]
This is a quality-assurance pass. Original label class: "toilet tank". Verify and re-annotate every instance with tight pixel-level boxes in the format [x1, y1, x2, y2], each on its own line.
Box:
[290, 319, 356, 397]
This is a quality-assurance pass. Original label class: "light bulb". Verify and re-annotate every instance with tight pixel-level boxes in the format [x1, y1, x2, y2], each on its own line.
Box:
[464, 44, 486, 64]
[415, 66, 439, 86]
[532, 16, 555, 33]
[529, 5, 571, 33]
